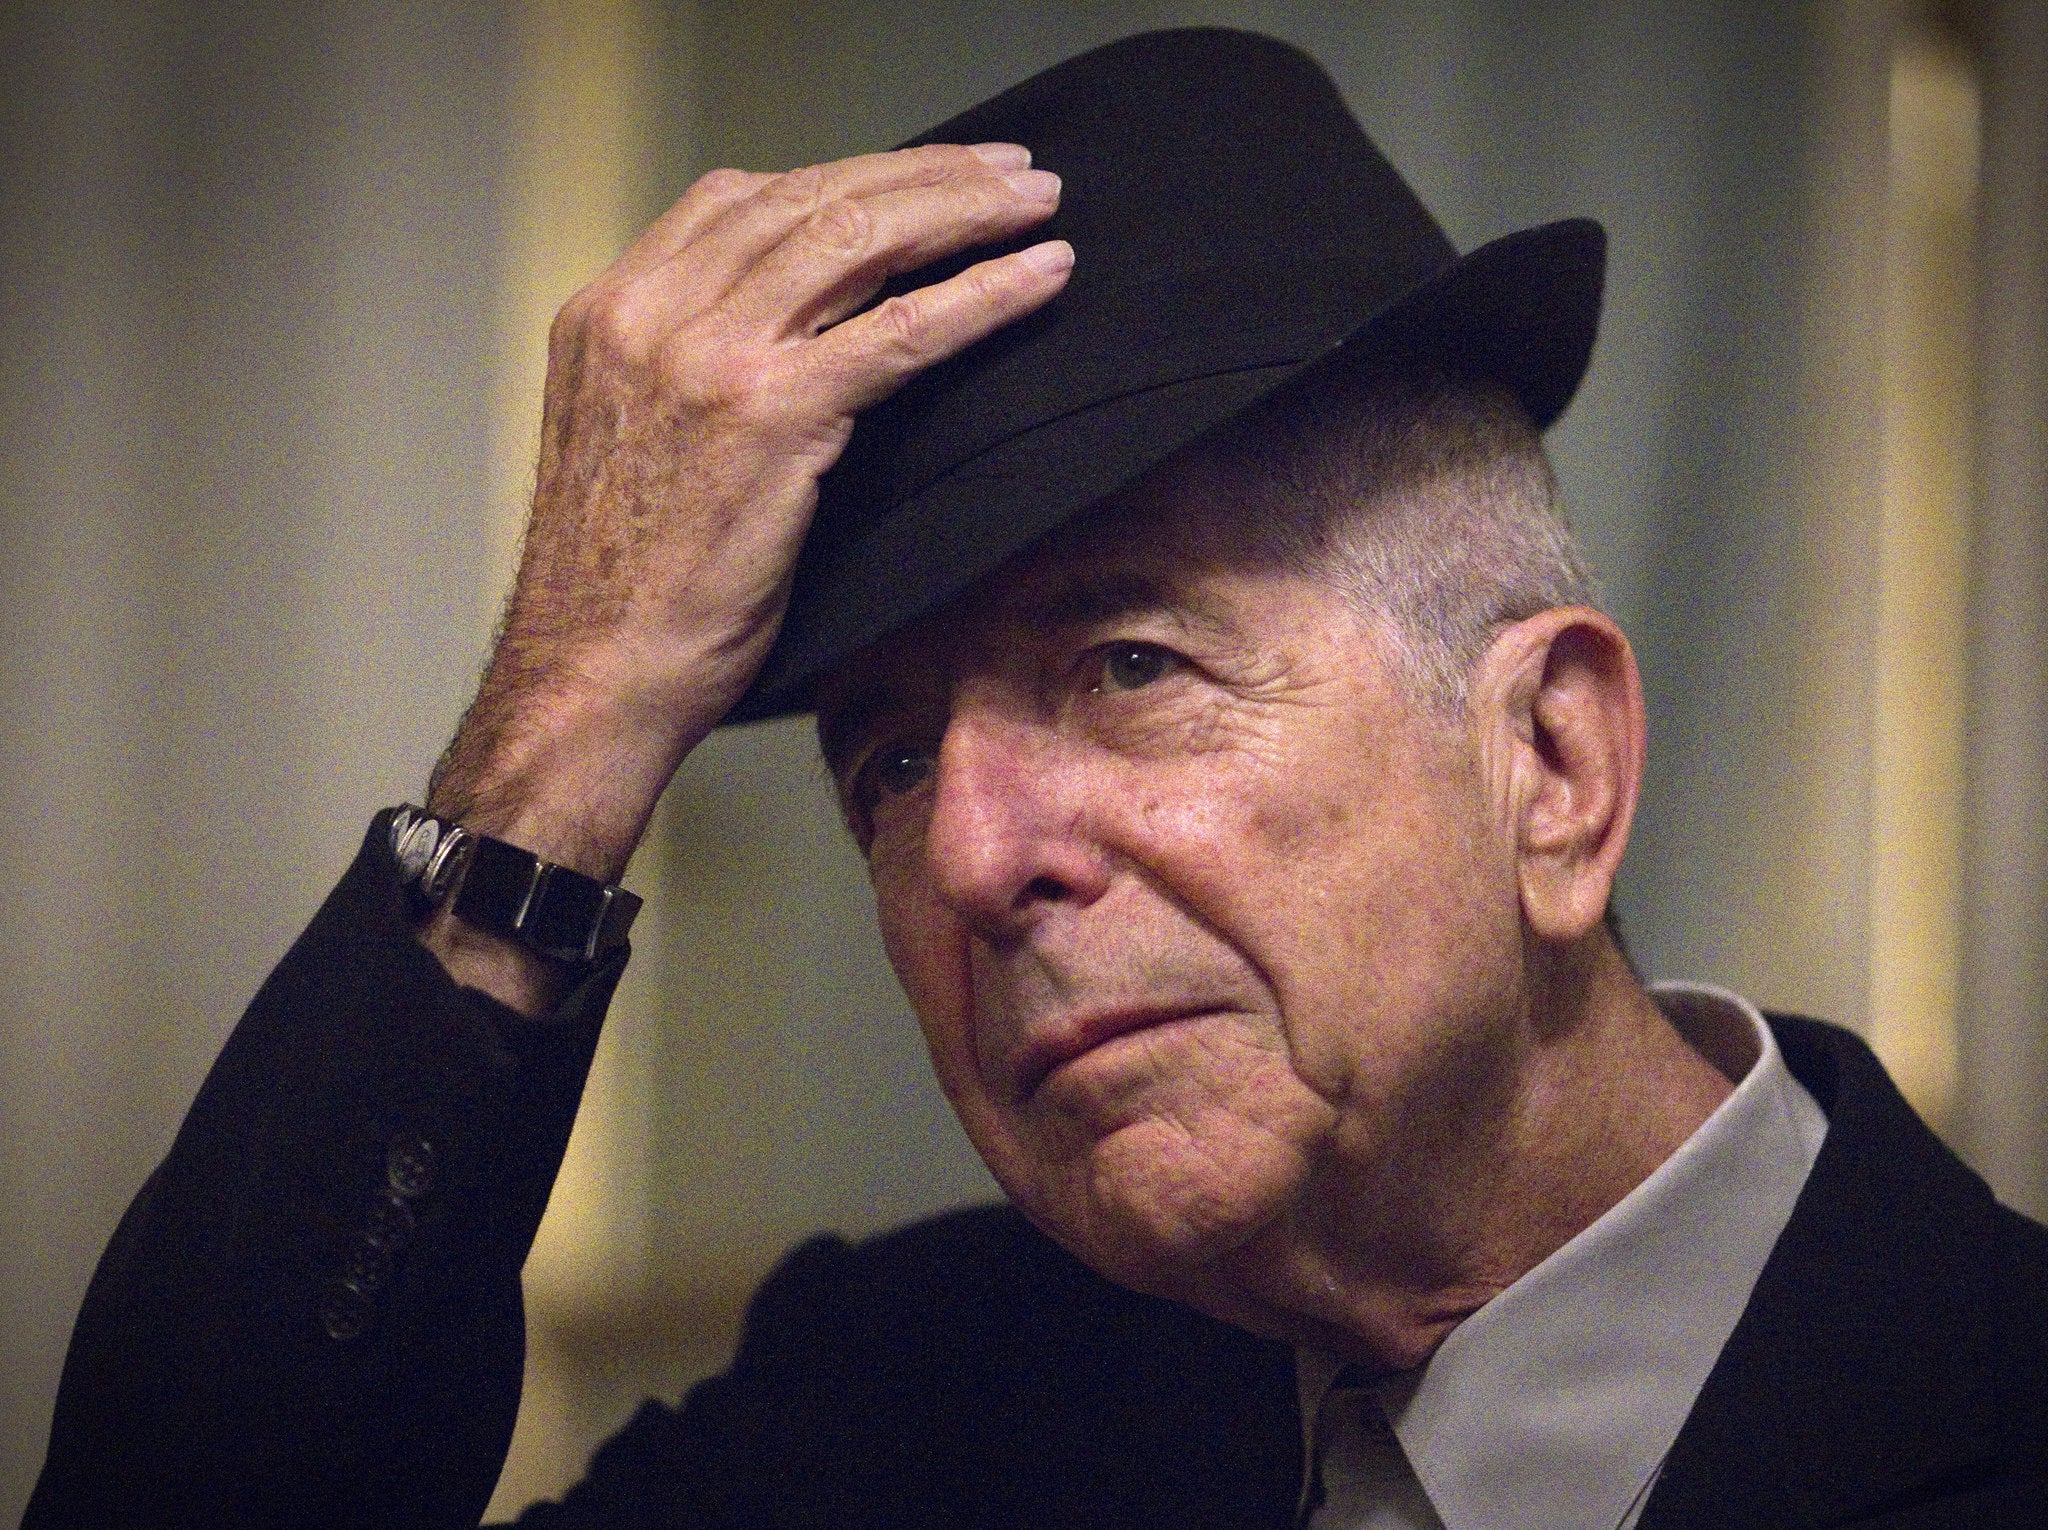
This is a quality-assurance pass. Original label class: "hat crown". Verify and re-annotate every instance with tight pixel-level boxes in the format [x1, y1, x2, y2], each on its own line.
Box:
[733, 29, 1604, 723]
[824, 29, 1458, 529]
[938, 29, 1452, 286]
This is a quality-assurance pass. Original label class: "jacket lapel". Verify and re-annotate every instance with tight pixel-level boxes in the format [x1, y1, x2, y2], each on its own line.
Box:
[1638, 1017, 2019, 1528]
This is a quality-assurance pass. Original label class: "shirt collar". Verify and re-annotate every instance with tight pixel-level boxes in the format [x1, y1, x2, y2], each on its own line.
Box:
[1298, 983, 1829, 1530]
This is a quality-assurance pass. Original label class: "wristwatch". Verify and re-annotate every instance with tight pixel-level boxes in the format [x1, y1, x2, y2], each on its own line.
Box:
[387, 805, 641, 964]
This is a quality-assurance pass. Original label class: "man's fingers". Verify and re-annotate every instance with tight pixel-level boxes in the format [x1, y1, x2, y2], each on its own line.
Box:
[727, 165, 1063, 341]
[606, 167, 778, 284]
[808, 140, 1034, 198]
[802, 239, 1075, 416]
[801, 169, 1064, 336]
[640, 144, 1037, 319]
[570, 144, 1023, 325]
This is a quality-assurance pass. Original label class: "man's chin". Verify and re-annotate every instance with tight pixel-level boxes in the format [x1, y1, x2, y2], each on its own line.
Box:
[1004, 1121, 1293, 1298]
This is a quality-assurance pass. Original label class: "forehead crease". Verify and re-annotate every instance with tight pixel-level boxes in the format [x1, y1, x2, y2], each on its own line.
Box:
[817, 527, 1253, 767]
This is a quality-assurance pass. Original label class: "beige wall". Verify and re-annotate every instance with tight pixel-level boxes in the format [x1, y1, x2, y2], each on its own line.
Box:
[4, 2, 2043, 1521]
[1955, 0, 2048, 1225]
[2, 3, 519, 1514]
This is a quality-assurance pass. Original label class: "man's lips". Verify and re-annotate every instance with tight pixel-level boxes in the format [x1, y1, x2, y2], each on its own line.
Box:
[1008, 1006, 1216, 1103]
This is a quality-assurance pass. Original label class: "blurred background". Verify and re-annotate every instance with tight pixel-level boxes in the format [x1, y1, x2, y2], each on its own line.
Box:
[3, 0, 2042, 1519]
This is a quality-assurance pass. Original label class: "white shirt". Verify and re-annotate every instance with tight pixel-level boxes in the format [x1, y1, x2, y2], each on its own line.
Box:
[1298, 983, 1830, 1530]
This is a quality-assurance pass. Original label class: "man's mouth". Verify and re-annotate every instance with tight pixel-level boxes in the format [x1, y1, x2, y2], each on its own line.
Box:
[1009, 1006, 1215, 1104]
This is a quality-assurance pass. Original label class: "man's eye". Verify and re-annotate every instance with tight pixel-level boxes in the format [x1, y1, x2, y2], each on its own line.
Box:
[1093, 643, 1180, 692]
[864, 744, 934, 800]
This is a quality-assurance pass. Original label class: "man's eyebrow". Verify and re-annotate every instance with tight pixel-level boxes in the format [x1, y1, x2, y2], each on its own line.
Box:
[815, 570, 1228, 769]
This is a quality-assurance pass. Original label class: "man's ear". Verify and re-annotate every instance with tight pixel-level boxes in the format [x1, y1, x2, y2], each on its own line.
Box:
[1470, 607, 1645, 943]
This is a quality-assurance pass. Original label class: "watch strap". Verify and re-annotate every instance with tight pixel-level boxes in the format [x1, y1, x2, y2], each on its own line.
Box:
[388, 805, 640, 964]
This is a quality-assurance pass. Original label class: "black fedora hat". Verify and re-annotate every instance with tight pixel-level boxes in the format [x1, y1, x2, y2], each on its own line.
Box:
[728, 27, 1605, 723]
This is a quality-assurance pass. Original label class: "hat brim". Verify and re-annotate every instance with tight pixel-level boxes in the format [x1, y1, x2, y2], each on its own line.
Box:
[726, 216, 1603, 726]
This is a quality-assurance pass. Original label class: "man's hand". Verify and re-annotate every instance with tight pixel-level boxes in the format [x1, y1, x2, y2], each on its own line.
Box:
[420, 143, 1069, 1010]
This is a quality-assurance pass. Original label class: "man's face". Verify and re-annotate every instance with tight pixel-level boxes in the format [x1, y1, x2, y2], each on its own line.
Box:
[819, 483, 1532, 1311]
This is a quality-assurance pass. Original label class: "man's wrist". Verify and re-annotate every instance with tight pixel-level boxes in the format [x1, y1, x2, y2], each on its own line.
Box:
[425, 649, 712, 884]
[412, 644, 712, 1015]
[390, 806, 641, 965]
[428, 684, 692, 884]
[398, 806, 637, 1021]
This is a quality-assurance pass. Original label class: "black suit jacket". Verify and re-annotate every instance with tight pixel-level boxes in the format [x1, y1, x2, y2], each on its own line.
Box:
[27, 818, 2048, 1527]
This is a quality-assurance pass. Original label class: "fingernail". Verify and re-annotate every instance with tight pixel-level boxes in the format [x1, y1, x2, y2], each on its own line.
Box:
[970, 141, 1032, 167]
[1018, 239, 1074, 275]
[968, 141, 1032, 169]
[1006, 169, 1061, 203]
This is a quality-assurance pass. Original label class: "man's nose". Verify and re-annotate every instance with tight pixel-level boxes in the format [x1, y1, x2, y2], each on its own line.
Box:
[922, 699, 1112, 939]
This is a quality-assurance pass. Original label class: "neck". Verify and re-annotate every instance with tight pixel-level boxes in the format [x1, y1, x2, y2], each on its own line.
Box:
[1186, 933, 1734, 1372]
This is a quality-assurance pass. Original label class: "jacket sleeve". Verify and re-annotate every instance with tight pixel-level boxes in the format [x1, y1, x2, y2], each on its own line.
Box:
[25, 811, 624, 1530]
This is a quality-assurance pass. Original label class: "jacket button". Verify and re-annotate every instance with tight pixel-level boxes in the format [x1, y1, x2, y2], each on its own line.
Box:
[343, 1242, 393, 1295]
[321, 1279, 376, 1342]
[362, 1193, 416, 1252]
[386, 1135, 436, 1200]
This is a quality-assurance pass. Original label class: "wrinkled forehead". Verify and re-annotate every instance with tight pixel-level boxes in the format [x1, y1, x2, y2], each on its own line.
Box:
[811, 474, 1292, 767]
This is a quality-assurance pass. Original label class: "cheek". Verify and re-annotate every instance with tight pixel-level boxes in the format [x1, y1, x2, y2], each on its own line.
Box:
[870, 852, 983, 1112]
[1239, 740, 1521, 1088]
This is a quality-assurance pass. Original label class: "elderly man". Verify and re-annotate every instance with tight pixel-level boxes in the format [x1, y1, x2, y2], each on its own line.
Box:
[29, 28, 2048, 1530]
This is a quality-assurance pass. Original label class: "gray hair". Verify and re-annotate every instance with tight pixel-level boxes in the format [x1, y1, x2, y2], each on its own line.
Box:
[1183, 367, 1630, 954]
[1172, 366, 1599, 713]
